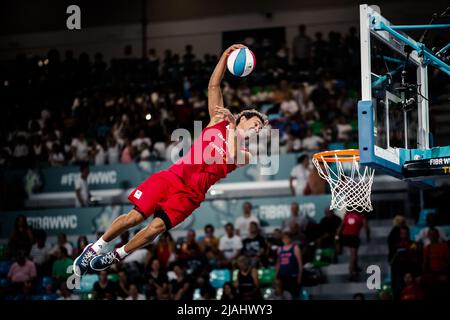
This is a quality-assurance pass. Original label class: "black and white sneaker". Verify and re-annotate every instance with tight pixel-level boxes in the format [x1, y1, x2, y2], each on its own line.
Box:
[90, 250, 121, 272]
[73, 243, 97, 276]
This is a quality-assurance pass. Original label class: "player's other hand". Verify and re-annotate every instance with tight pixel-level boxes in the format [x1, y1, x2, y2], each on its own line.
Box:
[215, 106, 236, 126]
[222, 44, 247, 57]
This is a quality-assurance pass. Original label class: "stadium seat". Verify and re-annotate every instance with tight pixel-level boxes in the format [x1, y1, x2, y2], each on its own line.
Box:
[300, 288, 310, 300]
[311, 121, 323, 135]
[258, 267, 276, 287]
[0, 278, 10, 288]
[313, 248, 335, 267]
[0, 260, 12, 278]
[74, 274, 99, 294]
[209, 269, 231, 289]
[107, 273, 119, 283]
[40, 276, 55, 289]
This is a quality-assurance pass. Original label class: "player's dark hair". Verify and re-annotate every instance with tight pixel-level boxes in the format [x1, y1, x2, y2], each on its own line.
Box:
[236, 109, 268, 126]
[224, 222, 234, 229]
[297, 154, 309, 163]
[80, 162, 89, 172]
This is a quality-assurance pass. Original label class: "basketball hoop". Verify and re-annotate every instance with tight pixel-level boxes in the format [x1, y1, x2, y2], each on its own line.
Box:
[312, 149, 375, 212]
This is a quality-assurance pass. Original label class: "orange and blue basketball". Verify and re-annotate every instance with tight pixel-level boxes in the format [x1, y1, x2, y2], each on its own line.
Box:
[226, 47, 256, 77]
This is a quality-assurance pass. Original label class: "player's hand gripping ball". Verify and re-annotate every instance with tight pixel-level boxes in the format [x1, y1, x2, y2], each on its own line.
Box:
[227, 47, 256, 77]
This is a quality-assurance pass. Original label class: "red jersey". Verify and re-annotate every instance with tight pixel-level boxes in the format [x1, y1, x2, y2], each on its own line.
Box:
[168, 119, 238, 195]
[341, 212, 365, 236]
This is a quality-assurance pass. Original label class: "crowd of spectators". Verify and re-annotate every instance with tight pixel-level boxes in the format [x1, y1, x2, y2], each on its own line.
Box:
[2, 202, 449, 300]
[0, 25, 363, 171]
[1, 200, 336, 301]
[388, 213, 449, 300]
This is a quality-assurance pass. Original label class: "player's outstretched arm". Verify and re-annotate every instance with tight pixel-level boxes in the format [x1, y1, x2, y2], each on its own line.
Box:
[208, 44, 246, 123]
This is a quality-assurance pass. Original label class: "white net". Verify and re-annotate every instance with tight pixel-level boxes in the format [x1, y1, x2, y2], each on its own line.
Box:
[312, 153, 375, 212]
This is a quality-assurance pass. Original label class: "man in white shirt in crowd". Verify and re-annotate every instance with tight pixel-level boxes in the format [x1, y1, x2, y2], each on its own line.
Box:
[71, 133, 90, 164]
[301, 128, 324, 151]
[74, 163, 91, 207]
[234, 202, 260, 239]
[132, 129, 152, 150]
[415, 213, 448, 246]
[29, 230, 51, 274]
[92, 140, 106, 166]
[50, 233, 74, 257]
[219, 223, 243, 261]
[289, 154, 310, 196]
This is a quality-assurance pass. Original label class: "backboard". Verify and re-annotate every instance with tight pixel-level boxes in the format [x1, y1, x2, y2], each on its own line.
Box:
[358, 4, 450, 185]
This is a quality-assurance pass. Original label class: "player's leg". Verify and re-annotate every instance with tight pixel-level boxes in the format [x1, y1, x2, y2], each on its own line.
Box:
[100, 209, 146, 243]
[90, 216, 166, 271]
[73, 209, 145, 276]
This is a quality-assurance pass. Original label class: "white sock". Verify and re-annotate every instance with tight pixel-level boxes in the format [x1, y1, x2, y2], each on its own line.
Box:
[115, 245, 129, 259]
[92, 237, 109, 254]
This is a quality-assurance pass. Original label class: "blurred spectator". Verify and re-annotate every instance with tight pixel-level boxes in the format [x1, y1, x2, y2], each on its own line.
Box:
[57, 282, 80, 300]
[92, 140, 106, 165]
[73, 235, 88, 259]
[267, 228, 283, 265]
[117, 270, 130, 299]
[234, 202, 259, 238]
[400, 272, 424, 300]
[422, 227, 450, 298]
[276, 231, 303, 297]
[289, 155, 310, 196]
[219, 223, 243, 263]
[126, 283, 146, 300]
[8, 251, 37, 286]
[155, 232, 176, 269]
[75, 163, 91, 207]
[7, 215, 34, 258]
[301, 128, 324, 151]
[71, 133, 89, 164]
[389, 226, 420, 300]
[387, 215, 408, 262]
[220, 282, 237, 301]
[50, 233, 73, 257]
[145, 258, 169, 300]
[93, 270, 117, 300]
[335, 116, 353, 142]
[415, 214, 448, 246]
[120, 139, 134, 164]
[292, 25, 312, 69]
[132, 129, 152, 150]
[234, 256, 261, 300]
[29, 229, 51, 276]
[282, 202, 316, 242]
[178, 229, 201, 264]
[241, 222, 267, 267]
[318, 208, 342, 248]
[51, 246, 73, 281]
[335, 211, 370, 281]
[169, 263, 193, 300]
[352, 293, 365, 300]
[267, 279, 293, 300]
[48, 144, 65, 166]
[107, 137, 121, 164]
[198, 224, 219, 253]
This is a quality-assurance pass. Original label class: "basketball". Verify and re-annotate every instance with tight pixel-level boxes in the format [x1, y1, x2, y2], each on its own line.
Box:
[226, 47, 256, 77]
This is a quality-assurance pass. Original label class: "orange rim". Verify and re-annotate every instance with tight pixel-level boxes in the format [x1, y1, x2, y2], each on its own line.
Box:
[313, 149, 360, 163]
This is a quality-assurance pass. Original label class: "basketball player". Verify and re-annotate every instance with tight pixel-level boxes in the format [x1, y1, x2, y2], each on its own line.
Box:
[74, 44, 268, 276]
